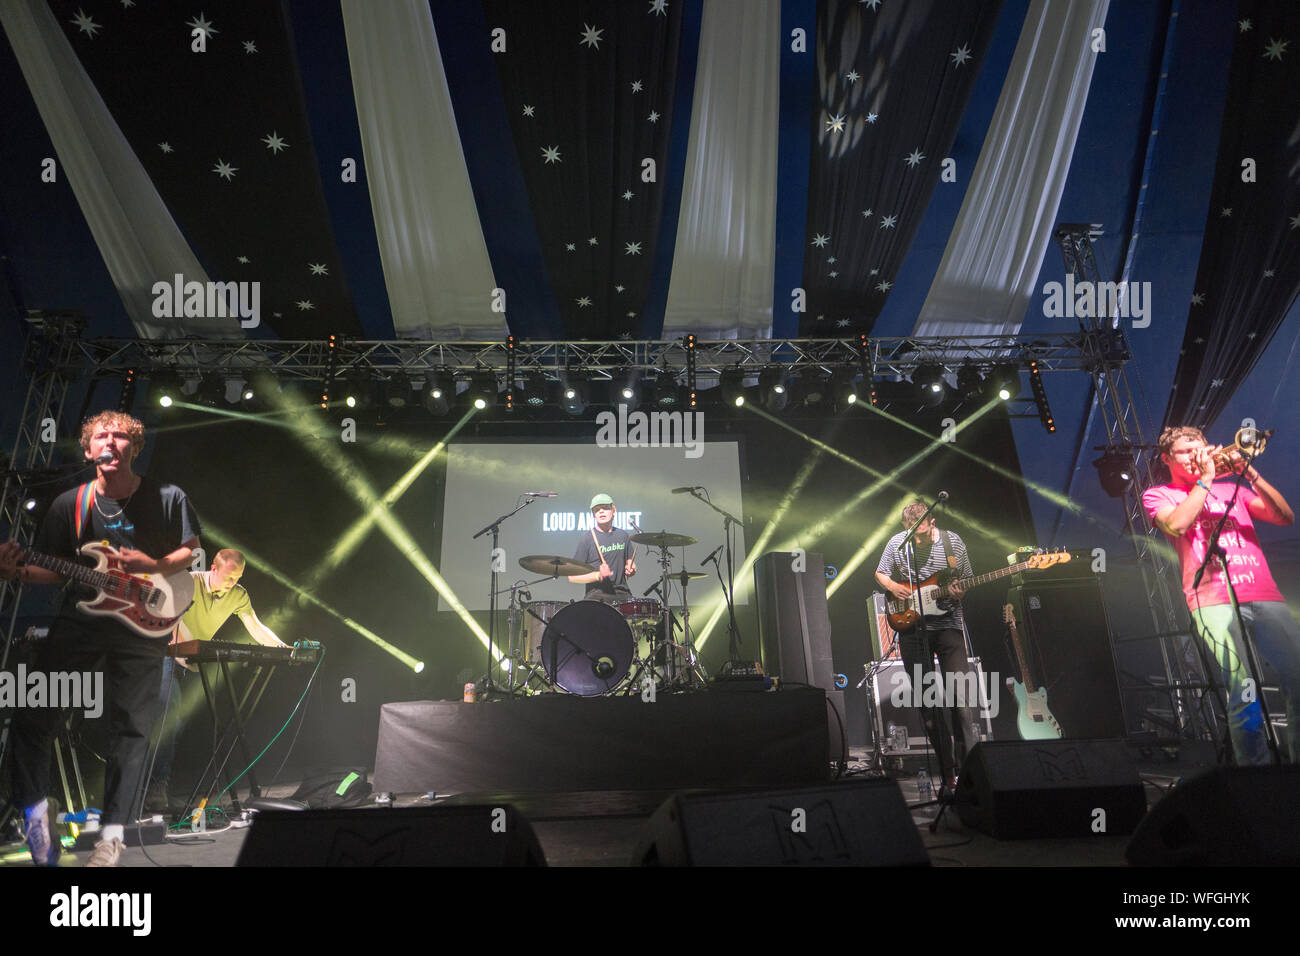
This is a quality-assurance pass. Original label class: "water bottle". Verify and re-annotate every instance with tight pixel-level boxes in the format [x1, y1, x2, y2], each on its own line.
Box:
[891, 723, 908, 751]
[915, 769, 932, 798]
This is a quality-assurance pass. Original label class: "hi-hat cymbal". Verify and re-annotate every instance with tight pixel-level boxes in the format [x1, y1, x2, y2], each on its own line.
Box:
[630, 530, 697, 548]
[519, 555, 594, 576]
[678, 571, 708, 579]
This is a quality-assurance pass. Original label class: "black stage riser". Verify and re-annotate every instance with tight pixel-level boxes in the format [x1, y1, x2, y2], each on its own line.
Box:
[372, 688, 830, 794]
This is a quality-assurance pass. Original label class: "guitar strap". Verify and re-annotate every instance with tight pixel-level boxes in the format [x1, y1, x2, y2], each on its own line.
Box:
[73, 482, 96, 542]
[941, 530, 958, 569]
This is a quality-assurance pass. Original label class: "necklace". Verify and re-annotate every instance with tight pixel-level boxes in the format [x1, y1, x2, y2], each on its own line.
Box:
[93, 479, 139, 520]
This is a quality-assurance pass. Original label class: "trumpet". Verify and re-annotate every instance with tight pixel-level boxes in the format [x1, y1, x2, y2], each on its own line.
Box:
[1212, 427, 1272, 477]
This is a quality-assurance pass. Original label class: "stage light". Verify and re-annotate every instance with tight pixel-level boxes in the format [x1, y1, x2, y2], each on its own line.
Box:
[241, 371, 281, 410]
[956, 366, 985, 404]
[380, 375, 418, 410]
[612, 369, 641, 412]
[721, 367, 748, 407]
[759, 368, 789, 412]
[195, 374, 225, 408]
[912, 363, 946, 406]
[988, 365, 1020, 401]
[149, 371, 182, 409]
[561, 372, 588, 416]
[521, 371, 549, 409]
[342, 372, 376, 409]
[685, 334, 697, 408]
[423, 370, 452, 416]
[1027, 359, 1055, 433]
[118, 368, 137, 411]
[1093, 449, 1134, 498]
[468, 373, 498, 411]
[832, 369, 859, 408]
[654, 374, 680, 408]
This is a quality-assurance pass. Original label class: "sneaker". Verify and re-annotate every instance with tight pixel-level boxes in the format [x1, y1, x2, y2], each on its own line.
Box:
[24, 798, 61, 867]
[86, 837, 123, 868]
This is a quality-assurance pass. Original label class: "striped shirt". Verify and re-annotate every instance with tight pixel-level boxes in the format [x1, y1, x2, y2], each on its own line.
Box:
[876, 528, 973, 631]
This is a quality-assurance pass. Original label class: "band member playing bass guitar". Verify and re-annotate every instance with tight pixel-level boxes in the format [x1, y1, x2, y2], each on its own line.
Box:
[875, 501, 978, 795]
[567, 493, 637, 600]
[1144, 425, 1298, 766]
[0, 411, 201, 866]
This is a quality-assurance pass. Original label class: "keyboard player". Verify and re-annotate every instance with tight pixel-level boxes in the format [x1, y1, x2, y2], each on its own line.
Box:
[148, 548, 287, 812]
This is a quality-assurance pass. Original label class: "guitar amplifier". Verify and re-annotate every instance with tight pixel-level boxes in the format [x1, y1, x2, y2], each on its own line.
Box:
[869, 657, 994, 754]
[867, 592, 902, 660]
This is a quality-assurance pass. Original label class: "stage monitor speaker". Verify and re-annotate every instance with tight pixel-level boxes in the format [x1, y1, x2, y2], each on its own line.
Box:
[633, 778, 929, 866]
[754, 551, 844, 759]
[1126, 765, 1300, 866]
[234, 805, 546, 866]
[955, 739, 1146, 839]
[1007, 578, 1125, 739]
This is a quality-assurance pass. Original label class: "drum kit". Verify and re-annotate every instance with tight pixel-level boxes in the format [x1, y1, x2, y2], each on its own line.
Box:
[504, 531, 709, 696]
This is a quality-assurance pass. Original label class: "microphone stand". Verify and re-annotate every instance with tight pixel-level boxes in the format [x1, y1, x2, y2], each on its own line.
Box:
[472, 496, 540, 697]
[688, 489, 744, 661]
[1189, 449, 1281, 765]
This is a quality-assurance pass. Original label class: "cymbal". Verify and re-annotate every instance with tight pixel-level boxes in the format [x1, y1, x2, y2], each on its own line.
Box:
[519, 555, 594, 576]
[630, 530, 698, 548]
[678, 571, 708, 579]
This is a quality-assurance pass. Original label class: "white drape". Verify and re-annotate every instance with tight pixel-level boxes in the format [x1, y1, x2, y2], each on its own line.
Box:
[1, 0, 226, 337]
[341, 0, 504, 340]
[661, 0, 780, 339]
[912, 0, 1110, 338]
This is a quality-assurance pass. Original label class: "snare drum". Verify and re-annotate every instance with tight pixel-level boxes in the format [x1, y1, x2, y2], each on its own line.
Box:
[539, 600, 635, 697]
[615, 598, 662, 625]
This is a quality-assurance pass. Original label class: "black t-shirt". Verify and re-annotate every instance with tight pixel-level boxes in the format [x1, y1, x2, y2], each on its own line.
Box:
[34, 477, 201, 632]
[573, 527, 632, 597]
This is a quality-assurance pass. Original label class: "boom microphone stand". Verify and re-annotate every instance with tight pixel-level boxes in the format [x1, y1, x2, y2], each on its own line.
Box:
[687, 488, 744, 661]
[472, 495, 543, 697]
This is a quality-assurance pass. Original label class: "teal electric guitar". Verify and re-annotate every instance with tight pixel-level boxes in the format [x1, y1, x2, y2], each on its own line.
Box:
[1004, 603, 1063, 740]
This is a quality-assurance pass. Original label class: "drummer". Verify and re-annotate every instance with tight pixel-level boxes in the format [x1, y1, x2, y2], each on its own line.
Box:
[567, 493, 637, 601]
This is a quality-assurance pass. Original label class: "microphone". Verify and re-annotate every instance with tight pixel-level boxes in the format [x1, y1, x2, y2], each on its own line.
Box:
[524, 492, 558, 498]
[937, 491, 949, 501]
[700, 544, 724, 567]
[94, 451, 114, 464]
[671, 486, 701, 494]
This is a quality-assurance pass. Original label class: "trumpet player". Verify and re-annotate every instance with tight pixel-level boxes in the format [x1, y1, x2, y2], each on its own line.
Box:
[1144, 425, 1296, 765]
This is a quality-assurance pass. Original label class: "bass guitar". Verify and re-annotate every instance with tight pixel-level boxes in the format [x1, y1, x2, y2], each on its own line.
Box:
[18, 542, 194, 638]
[884, 548, 1070, 634]
[1004, 603, 1063, 739]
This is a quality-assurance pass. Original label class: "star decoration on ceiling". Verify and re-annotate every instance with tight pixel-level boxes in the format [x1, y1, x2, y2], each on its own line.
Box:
[236, 255, 249, 264]
[880, 215, 897, 229]
[845, 71, 860, 83]
[309, 263, 328, 276]
[70, 9, 102, 38]
[615, 285, 625, 293]
[120, 0, 135, 7]
[1263, 37, 1288, 61]
[243, 40, 257, 54]
[649, 0, 668, 16]
[861, 208, 873, 218]
[876, 280, 892, 292]
[826, 113, 847, 133]
[625, 242, 643, 255]
[523, 105, 535, 117]
[622, 190, 634, 200]
[213, 159, 237, 181]
[296, 300, 315, 311]
[1220, 207, 1232, 217]
[865, 111, 879, 124]
[587, 237, 599, 246]
[1239, 19, 1252, 32]
[580, 23, 604, 50]
[158, 142, 173, 153]
[626, 312, 637, 318]
[576, 297, 592, 307]
[827, 256, 837, 264]
[828, 271, 839, 278]
[837, 318, 851, 327]
[565, 243, 576, 251]
[1246, 331, 1257, 339]
[1210, 379, 1224, 388]
[541, 145, 562, 164]
[1190, 293, 1204, 305]
[861, 0, 881, 9]
[187, 13, 218, 40]
[1291, 213, 1300, 229]
[870, 268, 879, 275]
[904, 149, 925, 167]
[1264, 269, 1275, 277]
[950, 44, 972, 67]
[811, 233, 830, 248]
[262, 131, 288, 154]
[648, 111, 661, 123]
[631, 80, 643, 93]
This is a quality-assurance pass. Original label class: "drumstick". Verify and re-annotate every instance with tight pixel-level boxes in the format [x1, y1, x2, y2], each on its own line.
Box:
[590, 527, 607, 577]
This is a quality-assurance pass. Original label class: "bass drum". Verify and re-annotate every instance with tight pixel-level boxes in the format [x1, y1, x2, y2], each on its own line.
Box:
[539, 600, 635, 697]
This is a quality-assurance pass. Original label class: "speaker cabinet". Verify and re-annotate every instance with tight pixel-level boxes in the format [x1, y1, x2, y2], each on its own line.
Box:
[235, 805, 546, 866]
[633, 779, 929, 866]
[1006, 578, 1125, 739]
[1126, 765, 1300, 865]
[955, 739, 1146, 839]
[754, 551, 844, 758]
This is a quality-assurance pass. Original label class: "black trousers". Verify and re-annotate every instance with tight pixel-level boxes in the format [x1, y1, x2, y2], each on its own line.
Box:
[10, 618, 164, 825]
[899, 626, 979, 778]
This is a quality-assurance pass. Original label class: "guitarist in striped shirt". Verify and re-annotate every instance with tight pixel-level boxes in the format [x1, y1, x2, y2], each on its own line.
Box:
[0, 411, 200, 866]
[875, 500, 978, 796]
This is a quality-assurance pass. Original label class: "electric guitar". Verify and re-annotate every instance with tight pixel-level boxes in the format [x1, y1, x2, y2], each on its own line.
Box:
[884, 548, 1070, 634]
[1004, 603, 1063, 739]
[18, 542, 194, 638]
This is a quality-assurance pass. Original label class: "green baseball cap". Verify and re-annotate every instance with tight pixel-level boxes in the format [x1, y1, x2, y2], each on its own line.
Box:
[590, 493, 614, 510]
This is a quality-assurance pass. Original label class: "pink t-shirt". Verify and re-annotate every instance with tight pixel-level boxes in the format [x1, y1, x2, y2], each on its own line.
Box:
[1142, 480, 1283, 609]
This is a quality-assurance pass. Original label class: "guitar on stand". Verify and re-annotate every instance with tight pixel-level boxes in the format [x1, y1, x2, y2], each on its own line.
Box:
[1003, 603, 1063, 740]
[885, 548, 1071, 634]
[13, 542, 194, 638]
